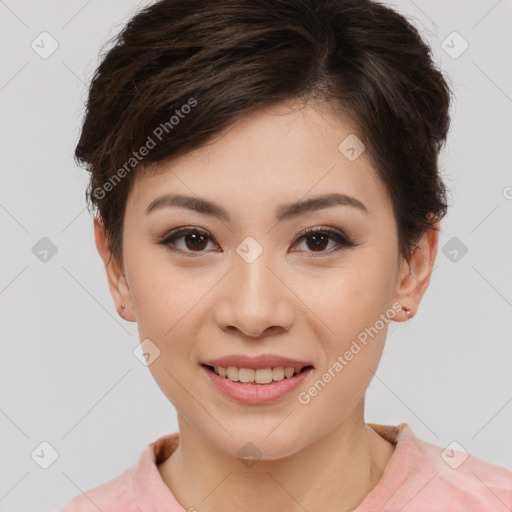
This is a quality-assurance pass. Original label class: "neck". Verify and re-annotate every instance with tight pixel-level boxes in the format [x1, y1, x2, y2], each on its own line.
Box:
[158, 405, 395, 512]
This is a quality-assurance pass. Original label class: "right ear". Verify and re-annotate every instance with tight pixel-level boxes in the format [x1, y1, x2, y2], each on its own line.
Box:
[94, 217, 136, 321]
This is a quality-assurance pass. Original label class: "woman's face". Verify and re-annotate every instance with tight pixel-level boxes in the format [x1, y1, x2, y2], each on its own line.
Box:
[99, 100, 426, 459]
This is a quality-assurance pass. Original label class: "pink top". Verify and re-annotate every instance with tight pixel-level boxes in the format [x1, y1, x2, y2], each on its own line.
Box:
[57, 423, 512, 511]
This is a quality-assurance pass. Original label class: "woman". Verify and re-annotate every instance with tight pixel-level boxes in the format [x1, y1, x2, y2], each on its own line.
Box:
[58, 0, 512, 510]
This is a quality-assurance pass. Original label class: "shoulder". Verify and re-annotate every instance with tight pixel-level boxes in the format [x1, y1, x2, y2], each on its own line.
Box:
[432, 445, 511, 509]
[368, 423, 512, 511]
[55, 465, 136, 512]
[54, 432, 181, 512]
[402, 430, 512, 510]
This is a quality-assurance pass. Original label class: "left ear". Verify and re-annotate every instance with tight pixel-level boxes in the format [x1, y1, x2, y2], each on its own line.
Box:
[392, 219, 440, 322]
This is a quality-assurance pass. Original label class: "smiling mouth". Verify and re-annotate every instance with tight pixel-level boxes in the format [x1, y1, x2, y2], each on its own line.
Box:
[202, 364, 314, 385]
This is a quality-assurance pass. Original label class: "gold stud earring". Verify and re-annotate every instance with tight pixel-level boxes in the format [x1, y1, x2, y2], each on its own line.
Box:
[401, 304, 411, 319]
[121, 304, 126, 310]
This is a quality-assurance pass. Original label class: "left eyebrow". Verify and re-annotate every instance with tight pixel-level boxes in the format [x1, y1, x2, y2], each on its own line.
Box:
[145, 192, 369, 221]
[275, 193, 369, 221]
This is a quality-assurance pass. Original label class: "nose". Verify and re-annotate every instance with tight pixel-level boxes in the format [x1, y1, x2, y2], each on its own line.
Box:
[213, 254, 296, 339]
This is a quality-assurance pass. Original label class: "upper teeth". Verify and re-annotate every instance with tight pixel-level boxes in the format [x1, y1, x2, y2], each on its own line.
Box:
[214, 366, 303, 384]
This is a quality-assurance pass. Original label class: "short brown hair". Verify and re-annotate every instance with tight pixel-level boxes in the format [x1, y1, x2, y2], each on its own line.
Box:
[75, 0, 452, 266]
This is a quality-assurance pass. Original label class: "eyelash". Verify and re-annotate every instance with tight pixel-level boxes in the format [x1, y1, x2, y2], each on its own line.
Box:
[157, 226, 356, 257]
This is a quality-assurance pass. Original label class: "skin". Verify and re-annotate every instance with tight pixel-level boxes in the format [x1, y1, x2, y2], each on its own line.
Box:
[95, 98, 439, 512]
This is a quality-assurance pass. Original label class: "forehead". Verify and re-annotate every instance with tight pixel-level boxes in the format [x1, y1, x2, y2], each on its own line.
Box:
[127, 100, 392, 219]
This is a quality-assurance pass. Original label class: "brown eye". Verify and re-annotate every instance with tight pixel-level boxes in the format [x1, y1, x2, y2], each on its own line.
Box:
[158, 226, 355, 257]
[159, 228, 217, 255]
[303, 232, 330, 251]
[183, 232, 208, 250]
[292, 228, 355, 255]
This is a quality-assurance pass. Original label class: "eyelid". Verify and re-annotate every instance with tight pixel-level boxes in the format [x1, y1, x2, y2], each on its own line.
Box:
[292, 225, 354, 245]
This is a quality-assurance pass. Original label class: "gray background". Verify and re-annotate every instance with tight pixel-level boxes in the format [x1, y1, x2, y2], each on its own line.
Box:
[0, 1, 511, 511]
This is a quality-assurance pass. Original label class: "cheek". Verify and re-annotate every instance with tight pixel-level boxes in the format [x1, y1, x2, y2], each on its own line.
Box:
[125, 246, 207, 354]
[303, 253, 395, 346]
[297, 260, 393, 424]
[127, 259, 207, 408]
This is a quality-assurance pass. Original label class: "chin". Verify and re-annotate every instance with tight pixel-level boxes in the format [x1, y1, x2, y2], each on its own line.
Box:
[202, 420, 311, 462]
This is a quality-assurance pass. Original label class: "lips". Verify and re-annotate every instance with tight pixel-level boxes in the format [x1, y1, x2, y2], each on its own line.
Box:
[201, 363, 314, 404]
[200, 354, 315, 403]
[202, 354, 314, 370]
